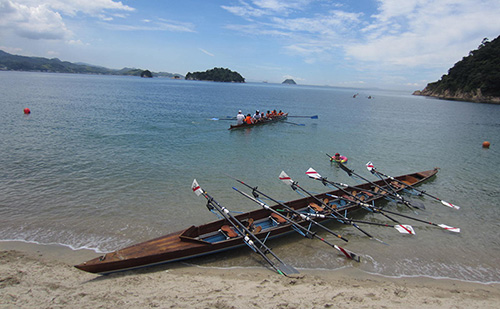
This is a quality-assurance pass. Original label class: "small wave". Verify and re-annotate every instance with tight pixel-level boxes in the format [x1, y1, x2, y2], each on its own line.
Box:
[0, 238, 107, 254]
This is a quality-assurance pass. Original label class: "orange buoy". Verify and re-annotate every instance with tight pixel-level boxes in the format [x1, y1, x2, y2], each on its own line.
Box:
[24, 108, 31, 114]
[482, 141, 490, 149]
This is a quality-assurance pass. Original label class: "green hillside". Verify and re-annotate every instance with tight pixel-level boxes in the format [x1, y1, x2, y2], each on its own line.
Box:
[414, 35, 500, 103]
[0, 50, 183, 78]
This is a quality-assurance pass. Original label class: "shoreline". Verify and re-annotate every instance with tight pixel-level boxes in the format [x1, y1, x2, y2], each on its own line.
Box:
[1, 241, 499, 308]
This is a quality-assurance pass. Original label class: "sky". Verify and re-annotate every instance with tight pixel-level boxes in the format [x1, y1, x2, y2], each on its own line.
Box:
[1, 0, 499, 90]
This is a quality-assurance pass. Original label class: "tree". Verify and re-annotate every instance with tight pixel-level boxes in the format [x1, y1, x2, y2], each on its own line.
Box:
[141, 70, 153, 78]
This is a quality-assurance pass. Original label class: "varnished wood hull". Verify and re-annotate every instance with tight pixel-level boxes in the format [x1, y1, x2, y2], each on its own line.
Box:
[75, 169, 438, 274]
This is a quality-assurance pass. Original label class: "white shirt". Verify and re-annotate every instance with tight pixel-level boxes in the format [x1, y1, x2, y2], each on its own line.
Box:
[236, 113, 245, 124]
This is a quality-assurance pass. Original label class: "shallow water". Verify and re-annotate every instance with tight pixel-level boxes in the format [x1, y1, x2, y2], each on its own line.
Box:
[1, 71, 499, 282]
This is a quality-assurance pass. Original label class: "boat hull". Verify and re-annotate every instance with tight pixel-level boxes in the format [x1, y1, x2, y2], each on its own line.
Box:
[75, 169, 438, 274]
[229, 114, 288, 130]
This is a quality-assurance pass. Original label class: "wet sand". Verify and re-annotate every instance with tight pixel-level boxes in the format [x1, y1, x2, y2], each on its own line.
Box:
[1, 241, 499, 308]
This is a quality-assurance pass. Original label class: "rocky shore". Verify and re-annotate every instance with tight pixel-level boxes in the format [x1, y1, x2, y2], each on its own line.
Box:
[413, 88, 500, 104]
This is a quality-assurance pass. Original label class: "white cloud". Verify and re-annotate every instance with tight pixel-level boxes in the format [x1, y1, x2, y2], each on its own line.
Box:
[221, 0, 311, 19]
[199, 48, 215, 57]
[0, 46, 23, 54]
[0, 0, 135, 41]
[19, 0, 134, 17]
[347, 0, 500, 68]
[67, 39, 87, 45]
[223, 0, 500, 72]
[0, 0, 72, 40]
[102, 19, 196, 33]
[283, 74, 304, 81]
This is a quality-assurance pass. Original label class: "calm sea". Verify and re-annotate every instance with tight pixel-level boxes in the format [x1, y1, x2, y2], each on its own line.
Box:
[1, 71, 499, 283]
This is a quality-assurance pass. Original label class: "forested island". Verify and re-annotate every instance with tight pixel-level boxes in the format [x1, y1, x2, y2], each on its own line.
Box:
[282, 79, 297, 85]
[413, 36, 500, 104]
[185, 67, 245, 82]
[0, 50, 182, 78]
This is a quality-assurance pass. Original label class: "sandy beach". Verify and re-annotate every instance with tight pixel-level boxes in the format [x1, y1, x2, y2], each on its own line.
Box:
[1, 242, 499, 308]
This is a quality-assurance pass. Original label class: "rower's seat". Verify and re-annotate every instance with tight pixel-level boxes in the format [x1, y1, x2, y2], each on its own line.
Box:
[373, 186, 387, 195]
[342, 194, 354, 201]
[308, 202, 325, 213]
[220, 225, 238, 239]
[270, 212, 287, 225]
[244, 218, 262, 233]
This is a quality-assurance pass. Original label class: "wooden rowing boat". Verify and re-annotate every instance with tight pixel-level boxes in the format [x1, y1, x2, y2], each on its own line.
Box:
[74, 168, 438, 274]
[229, 113, 288, 130]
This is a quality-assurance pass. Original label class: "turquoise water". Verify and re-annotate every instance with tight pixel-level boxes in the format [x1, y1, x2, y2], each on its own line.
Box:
[1, 71, 499, 282]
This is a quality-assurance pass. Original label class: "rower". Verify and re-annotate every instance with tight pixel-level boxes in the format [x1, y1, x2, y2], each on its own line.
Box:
[236, 110, 245, 125]
[244, 114, 253, 124]
[253, 110, 261, 122]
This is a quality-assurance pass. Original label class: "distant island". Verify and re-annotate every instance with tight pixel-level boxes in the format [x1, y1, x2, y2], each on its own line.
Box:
[185, 67, 245, 83]
[0, 50, 183, 78]
[282, 79, 296, 85]
[413, 36, 500, 104]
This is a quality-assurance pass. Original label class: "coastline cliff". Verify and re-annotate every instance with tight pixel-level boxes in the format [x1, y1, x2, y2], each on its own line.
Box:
[413, 35, 500, 104]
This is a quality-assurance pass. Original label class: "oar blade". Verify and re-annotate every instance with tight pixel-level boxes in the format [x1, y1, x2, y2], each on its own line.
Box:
[335, 245, 361, 262]
[279, 171, 294, 186]
[437, 224, 460, 233]
[191, 179, 203, 196]
[441, 200, 460, 210]
[305, 167, 321, 179]
[366, 161, 375, 172]
[311, 115, 319, 119]
[394, 224, 416, 235]
[277, 261, 300, 275]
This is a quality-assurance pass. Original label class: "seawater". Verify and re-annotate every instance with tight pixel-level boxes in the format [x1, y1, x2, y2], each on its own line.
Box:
[1, 71, 499, 283]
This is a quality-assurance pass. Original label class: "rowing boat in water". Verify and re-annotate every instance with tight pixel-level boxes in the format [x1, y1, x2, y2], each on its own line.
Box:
[229, 113, 288, 130]
[74, 168, 438, 274]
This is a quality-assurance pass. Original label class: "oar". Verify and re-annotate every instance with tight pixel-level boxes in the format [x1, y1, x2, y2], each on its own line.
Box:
[210, 117, 236, 121]
[359, 202, 460, 233]
[288, 115, 319, 119]
[283, 121, 305, 126]
[370, 166, 426, 210]
[366, 162, 460, 210]
[279, 171, 384, 241]
[336, 161, 425, 210]
[232, 187, 360, 262]
[224, 174, 351, 242]
[192, 180, 299, 276]
[306, 168, 459, 233]
[306, 168, 416, 235]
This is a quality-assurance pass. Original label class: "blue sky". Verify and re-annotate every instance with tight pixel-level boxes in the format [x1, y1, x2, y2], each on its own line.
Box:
[1, 0, 499, 90]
